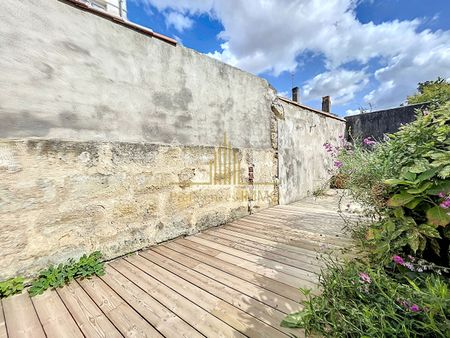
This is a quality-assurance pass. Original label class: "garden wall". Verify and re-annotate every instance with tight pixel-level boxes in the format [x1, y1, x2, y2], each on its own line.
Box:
[0, 0, 341, 279]
[0, 0, 277, 279]
[277, 98, 346, 204]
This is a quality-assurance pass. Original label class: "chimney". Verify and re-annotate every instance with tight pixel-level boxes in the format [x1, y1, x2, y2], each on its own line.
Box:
[322, 96, 331, 113]
[292, 87, 300, 103]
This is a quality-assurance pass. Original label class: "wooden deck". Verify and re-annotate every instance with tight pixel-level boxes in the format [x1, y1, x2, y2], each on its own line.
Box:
[0, 194, 353, 338]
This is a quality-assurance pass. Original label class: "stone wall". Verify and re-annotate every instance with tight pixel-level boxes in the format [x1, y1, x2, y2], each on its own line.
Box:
[0, 139, 276, 279]
[277, 98, 346, 204]
[0, 0, 277, 279]
[345, 102, 429, 141]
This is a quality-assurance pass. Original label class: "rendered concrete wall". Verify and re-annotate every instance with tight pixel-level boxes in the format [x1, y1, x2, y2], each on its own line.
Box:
[277, 99, 346, 204]
[0, 0, 274, 149]
[0, 0, 278, 279]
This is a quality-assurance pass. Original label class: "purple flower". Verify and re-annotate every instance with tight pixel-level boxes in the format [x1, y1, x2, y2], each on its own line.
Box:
[440, 199, 450, 209]
[393, 255, 405, 265]
[404, 262, 415, 271]
[359, 272, 371, 284]
[363, 137, 376, 146]
[410, 304, 420, 312]
[438, 192, 446, 198]
[334, 160, 343, 168]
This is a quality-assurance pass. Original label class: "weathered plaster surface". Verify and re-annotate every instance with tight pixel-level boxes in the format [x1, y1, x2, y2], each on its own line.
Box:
[277, 99, 346, 204]
[0, 0, 275, 149]
[0, 139, 276, 279]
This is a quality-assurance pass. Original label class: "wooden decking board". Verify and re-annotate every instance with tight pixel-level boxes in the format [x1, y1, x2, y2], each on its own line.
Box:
[166, 240, 303, 301]
[205, 228, 325, 269]
[2, 197, 349, 337]
[198, 231, 323, 273]
[79, 277, 164, 337]
[113, 258, 242, 338]
[0, 301, 7, 338]
[127, 253, 287, 338]
[186, 236, 320, 283]
[57, 281, 122, 338]
[242, 213, 353, 245]
[140, 249, 295, 337]
[101, 265, 204, 338]
[2, 293, 45, 338]
[152, 245, 300, 314]
[32, 289, 84, 338]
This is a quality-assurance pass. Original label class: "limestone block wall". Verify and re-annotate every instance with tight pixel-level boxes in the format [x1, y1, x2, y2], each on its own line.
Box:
[277, 98, 346, 204]
[0, 139, 276, 279]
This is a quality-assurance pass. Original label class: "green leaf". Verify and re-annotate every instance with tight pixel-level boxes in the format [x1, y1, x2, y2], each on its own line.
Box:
[417, 224, 441, 238]
[384, 179, 413, 186]
[439, 165, 450, 178]
[426, 206, 450, 226]
[387, 192, 416, 207]
[406, 181, 433, 194]
[281, 311, 306, 328]
[401, 169, 416, 181]
[427, 180, 450, 195]
[404, 198, 421, 209]
[407, 230, 420, 252]
[415, 167, 440, 182]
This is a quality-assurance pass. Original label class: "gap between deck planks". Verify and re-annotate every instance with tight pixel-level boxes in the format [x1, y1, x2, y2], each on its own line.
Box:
[1, 197, 351, 337]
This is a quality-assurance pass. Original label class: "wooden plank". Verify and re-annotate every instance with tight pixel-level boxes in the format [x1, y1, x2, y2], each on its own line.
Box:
[165, 240, 303, 301]
[226, 222, 336, 252]
[200, 231, 323, 273]
[57, 281, 122, 338]
[242, 213, 353, 245]
[181, 237, 318, 288]
[101, 265, 203, 338]
[0, 301, 7, 338]
[32, 289, 84, 338]
[217, 227, 321, 257]
[142, 249, 298, 336]
[186, 236, 319, 283]
[152, 245, 300, 314]
[2, 293, 45, 338]
[205, 228, 325, 270]
[112, 258, 242, 338]
[79, 277, 163, 338]
[127, 253, 288, 338]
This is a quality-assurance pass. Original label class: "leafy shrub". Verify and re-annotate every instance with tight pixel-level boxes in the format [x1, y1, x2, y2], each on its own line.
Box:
[281, 260, 449, 337]
[333, 103, 450, 265]
[29, 251, 105, 296]
[0, 277, 24, 298]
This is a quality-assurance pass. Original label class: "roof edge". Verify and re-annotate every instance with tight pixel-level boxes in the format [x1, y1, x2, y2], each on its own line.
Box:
[277, 96, 346, 122]
[61, 0, 177, 45]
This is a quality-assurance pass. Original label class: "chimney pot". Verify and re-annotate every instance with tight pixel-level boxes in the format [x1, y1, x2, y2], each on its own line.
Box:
[322, 96, 331, 113]
[292, 87, 300, 103]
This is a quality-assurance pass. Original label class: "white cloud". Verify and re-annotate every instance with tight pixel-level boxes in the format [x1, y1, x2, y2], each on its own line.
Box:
[164, 11, 194, 32]
[303, 69, 369, 105]
[135, 0, 450, 108]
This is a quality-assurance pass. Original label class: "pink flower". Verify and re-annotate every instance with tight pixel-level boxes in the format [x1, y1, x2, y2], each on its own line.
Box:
[440, 199, 450, 209]
[358, 272, 371, 284]
[334, 160, 343, 168]
[438, 192, 446, 198]
[393, 255, 405, 265]
[410, 304, 420, 312]
[363, 137, 376, 146]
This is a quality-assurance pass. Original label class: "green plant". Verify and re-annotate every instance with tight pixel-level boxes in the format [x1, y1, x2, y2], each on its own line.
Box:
[29, 251, 105, 296]
[281, 260, 449, 337]
[0, 277, 24, 298]
[407, 77, 450, 106]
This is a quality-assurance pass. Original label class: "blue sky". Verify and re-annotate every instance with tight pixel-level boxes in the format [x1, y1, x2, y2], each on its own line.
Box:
[127, 0, 450, 116]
